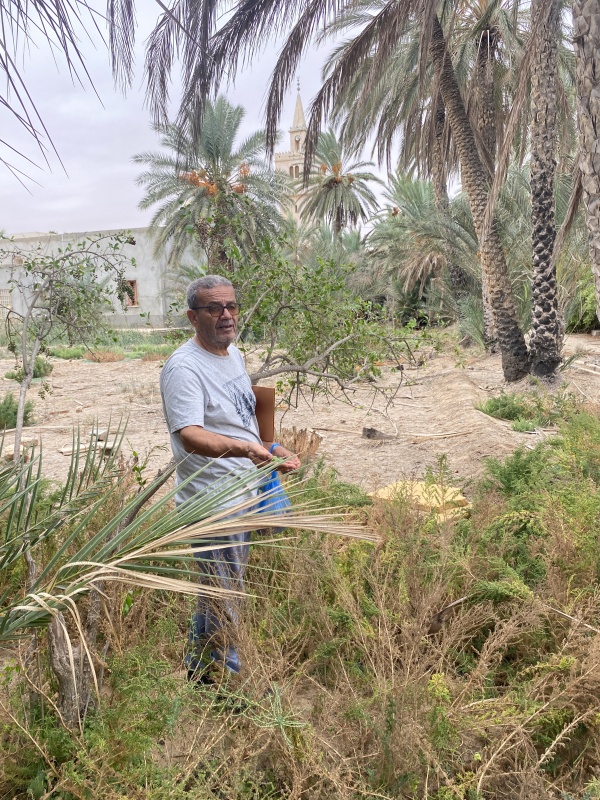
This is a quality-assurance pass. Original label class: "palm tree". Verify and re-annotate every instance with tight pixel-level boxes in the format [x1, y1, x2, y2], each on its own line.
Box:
[188, 0, 529, 379]
[133, 96, 290, 270]
[573, 0, 600, 324]
[528, 0, 561, 376]
[362, 173, 479, 301]
[299, 129, 380, 235]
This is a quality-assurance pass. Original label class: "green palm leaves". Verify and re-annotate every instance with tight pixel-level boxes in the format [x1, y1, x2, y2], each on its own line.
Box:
[299, 130, 381, 235]
[1, 427, 373, 644]
[133, 97, 291, 269]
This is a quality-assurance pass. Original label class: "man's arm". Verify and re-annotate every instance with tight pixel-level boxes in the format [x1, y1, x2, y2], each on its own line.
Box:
[179, 427, 301, 472]
[179, 425, 273, 466]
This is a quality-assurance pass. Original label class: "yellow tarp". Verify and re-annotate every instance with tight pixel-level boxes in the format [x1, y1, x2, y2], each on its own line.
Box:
[369, 480, 471, 522]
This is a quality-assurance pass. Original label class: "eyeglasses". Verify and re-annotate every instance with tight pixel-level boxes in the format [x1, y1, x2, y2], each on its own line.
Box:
[190, 302, 242, 318]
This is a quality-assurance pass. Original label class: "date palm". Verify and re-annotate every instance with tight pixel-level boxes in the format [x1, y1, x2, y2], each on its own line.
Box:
[299, 129, 381, 235]
[1, 428, 370, 726]
[527, 0, 562, 376]
[133, 96, 290, 270]
[168, 0, 528, 379]
[573, 0, 600, 323]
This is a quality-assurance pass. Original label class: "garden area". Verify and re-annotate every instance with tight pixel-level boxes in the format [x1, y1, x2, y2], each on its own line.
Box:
[4, 0, 600, 797]
[1, 325, 600, 799]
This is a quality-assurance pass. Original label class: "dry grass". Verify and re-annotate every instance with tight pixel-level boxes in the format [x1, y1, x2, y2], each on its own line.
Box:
[87, 350, 125, 362]
[4, 410, 600, 799]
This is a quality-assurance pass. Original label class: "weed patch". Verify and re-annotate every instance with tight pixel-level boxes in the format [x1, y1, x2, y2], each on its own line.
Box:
[4, 411, 600, 799]
[477, 388, 579, 431]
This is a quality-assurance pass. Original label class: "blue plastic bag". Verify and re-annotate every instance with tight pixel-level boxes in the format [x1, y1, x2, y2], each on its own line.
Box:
[257, 469, 291, 527]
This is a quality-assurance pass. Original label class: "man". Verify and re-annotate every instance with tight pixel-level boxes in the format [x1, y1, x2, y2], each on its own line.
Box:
[160, 275, 300, 681]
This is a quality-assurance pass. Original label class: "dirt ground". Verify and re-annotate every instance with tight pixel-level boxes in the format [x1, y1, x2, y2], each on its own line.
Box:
[2, 333, 600, 495]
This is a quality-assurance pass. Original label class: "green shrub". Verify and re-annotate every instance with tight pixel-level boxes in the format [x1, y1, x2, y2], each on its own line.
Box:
[477, 390, 578, 431]
[47, 345, 85, 359]
[4, 356, 53, 382]
[0, 393, 34, 429]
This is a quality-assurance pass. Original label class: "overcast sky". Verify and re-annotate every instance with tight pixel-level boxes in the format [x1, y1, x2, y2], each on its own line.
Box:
[0, 5, 326, 235]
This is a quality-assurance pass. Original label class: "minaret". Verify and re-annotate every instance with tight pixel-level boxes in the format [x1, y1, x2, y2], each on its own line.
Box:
[274, 80, 308, 218]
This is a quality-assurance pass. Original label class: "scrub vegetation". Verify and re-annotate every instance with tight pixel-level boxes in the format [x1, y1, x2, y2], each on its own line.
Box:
[2, 401, 600, 798]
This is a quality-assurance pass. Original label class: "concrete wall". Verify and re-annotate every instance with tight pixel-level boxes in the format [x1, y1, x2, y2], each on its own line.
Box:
[0, 227, 173, 327]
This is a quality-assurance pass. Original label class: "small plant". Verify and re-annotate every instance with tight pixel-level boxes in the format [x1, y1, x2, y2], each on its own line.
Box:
[477, 390, 579, 431]
[4, 356, 53, 382]
[0, 393, 34, 429]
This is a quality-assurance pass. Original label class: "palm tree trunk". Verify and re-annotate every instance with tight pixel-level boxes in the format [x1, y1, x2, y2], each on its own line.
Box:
[430, 14, 529, 381]
[475, 28, 499, 350]
[573, 0, 600, 322]
[529, 0, 561, 376]
[476, 29, 498, 167]
[432, 99, 469, 293]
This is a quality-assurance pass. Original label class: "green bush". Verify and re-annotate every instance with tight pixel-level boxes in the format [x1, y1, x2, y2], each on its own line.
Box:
[0, 393, 34, 429]
[477, 390, 579, 431]
[47, 345, 85, 359]
[4, 356, 53, 382]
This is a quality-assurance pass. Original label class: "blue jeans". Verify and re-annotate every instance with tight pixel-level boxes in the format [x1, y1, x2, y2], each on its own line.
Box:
[187, 530, 251, 675]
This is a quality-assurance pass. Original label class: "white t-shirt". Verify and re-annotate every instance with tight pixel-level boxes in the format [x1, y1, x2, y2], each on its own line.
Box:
[160, 339, 262, 507]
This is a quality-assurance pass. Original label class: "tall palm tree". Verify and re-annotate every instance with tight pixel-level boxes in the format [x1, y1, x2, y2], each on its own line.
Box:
[208, 0, 526, 379]
[573, 0, 600, 323]
[528, 0, 561, 376]
[133, 96, 290, 270]
[299, 129, 381, 235]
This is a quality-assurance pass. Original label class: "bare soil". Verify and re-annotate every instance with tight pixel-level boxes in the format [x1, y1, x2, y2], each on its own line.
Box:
[2, 334, 600, 495]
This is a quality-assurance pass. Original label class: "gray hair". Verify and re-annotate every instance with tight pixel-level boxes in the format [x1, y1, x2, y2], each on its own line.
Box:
[186, 275, 234, 308]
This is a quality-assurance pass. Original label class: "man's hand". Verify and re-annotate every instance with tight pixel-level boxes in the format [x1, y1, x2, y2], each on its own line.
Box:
[270, 444, 301, 473]
[245, 442, 274, 467]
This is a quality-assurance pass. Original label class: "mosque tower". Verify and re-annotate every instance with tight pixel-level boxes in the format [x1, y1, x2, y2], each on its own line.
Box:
[274, 82, 308, 219]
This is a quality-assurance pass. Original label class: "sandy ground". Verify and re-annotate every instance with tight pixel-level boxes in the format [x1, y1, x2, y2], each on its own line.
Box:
[2, 333, 600, 495]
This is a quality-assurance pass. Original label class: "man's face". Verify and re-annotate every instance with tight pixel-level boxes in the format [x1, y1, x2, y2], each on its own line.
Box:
[187, 285, 238, 355]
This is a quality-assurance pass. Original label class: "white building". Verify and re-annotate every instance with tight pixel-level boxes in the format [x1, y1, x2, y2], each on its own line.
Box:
[0, 227, 172, 327]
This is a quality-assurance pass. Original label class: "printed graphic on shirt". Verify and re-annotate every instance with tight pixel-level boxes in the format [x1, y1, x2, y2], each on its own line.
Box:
[224, 377, 256, 428]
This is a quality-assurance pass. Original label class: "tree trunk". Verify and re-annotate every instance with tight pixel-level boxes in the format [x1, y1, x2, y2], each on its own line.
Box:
[475, 27, 499, 349]
[430, 14, 530, 381]
[475, 28, 498, 167]
[573, 0, 600, 322]
[431, 98, 469, 293]
[529, 0, 561, 376]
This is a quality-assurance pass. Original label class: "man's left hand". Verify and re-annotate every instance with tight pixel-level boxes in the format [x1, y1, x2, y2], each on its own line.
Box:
[271, 445, 301, 473]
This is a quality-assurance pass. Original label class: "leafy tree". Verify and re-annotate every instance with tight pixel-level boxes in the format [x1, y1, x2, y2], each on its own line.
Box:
[299, 129, 381, 235]
[0, 232, 135, 461]
[228, 237, 405, 403]
[133, 97, 290, 270]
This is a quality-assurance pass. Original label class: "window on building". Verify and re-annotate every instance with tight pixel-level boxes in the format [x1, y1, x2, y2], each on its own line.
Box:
[124, 279, 139, 307]
[289, 166, 294, 177]
[0, 290, 12, 310]
[294, 165, 300, 178]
